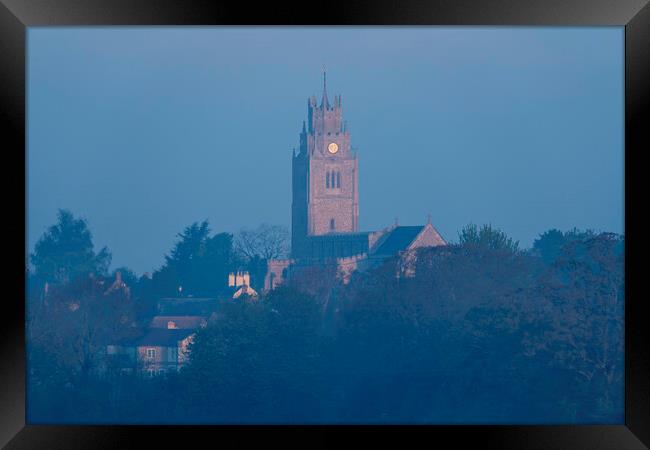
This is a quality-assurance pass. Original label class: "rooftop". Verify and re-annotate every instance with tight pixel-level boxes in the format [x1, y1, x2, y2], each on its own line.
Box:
[373, 226, 424, 256]
[150, 315, 207, 329]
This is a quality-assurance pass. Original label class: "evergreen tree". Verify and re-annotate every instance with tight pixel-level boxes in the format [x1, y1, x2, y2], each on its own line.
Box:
[30, 209, 111, 285]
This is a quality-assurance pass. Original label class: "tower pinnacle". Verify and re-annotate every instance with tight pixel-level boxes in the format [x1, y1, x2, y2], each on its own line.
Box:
[320, 68, 330, 109]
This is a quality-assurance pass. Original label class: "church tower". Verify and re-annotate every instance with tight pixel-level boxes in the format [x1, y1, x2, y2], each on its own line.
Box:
[291, 72, 359, 257]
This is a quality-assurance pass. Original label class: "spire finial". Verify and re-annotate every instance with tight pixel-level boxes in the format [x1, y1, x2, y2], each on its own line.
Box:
[320, 66, 330, 109]
[427, 213, 432, 225]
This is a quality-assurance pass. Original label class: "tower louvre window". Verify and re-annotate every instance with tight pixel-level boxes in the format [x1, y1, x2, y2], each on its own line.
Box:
[336, 172, 341, 188]
[326, 172, 330, 188]
[330, 218, 335, 231]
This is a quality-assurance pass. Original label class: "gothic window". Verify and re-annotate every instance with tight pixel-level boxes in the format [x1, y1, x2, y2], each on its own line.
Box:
[336, 172, 341, 188]
[330, 218, 335, 231]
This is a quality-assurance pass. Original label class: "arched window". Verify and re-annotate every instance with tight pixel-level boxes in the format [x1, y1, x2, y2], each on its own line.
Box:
[336, 172, 341, 188]
[326, 171, 330, 188]
[330, 218, 335, 231]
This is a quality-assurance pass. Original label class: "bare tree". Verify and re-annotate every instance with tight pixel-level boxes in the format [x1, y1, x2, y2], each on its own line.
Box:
[234, 224, 290, 261]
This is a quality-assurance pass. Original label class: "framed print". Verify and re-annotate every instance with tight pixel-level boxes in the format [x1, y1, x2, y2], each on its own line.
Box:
[2, 0, 649, 448]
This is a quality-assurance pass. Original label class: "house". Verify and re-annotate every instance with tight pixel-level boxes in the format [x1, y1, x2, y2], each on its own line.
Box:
[107, 328, 196, 377]
[133, 328, 195, 376]
[150, 315, 207, 329]
[157, 297, 219, 316]
[228, 271, 251, 288]
[232, 284, 258, 299]
[226, 270, 259, 299]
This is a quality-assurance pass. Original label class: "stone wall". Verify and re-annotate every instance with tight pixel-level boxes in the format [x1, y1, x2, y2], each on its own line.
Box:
[264, 258, 293, 291]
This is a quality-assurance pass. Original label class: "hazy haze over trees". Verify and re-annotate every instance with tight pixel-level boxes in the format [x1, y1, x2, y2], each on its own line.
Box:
[26, 213, 624, 424]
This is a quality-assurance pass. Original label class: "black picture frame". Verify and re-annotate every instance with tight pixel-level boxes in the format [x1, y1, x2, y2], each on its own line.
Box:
[2, 0, 648, 448]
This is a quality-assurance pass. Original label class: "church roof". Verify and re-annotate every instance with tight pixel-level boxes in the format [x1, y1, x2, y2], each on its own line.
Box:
[372, 226, 424, 256]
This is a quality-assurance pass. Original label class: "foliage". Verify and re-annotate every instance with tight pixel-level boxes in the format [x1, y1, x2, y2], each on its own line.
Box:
[232, 223, 290, 290]
[181, 286, 326, 421]
[234, 223, 290, 261]
[150, 220, 235, 297]
[28, 273, 138, 388]
[458, 223, 520, 253]
[30, 209, 111, 285]
[532, 227, 597, 264]
[27, 223, 624, 424]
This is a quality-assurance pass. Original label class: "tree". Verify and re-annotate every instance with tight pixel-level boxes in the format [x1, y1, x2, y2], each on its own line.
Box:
[532, 228, 596, 264]
[152, 220, 235, 297]
[28, 272, 138, 387]
[181, 286, 326, 422]
[111, 267, 138, 288]
[30, 209, 111, 285]
[458, 223, 519, 253]
[233, 224, 290, 291]
[234, 223, 289, 261]
[524, 232, 624, 420]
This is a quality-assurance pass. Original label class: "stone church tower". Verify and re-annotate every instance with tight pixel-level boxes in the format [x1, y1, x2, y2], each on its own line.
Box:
[291, 73, 359, 257]
[265, 73, 447, 290]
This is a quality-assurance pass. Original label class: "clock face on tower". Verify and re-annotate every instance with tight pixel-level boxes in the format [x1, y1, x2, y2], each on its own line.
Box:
[328, 142, 339, 154]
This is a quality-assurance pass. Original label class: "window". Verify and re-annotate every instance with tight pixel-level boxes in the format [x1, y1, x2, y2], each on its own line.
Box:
[146, 348, 156, 359]
[326, 171, 330, 188]
[337, 172, 341, 188]
[147, 369, 155, 377]
[330, 218, 335, 231]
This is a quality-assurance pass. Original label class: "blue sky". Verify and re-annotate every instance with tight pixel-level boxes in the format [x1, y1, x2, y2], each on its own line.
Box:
[27, 27, 624, 274]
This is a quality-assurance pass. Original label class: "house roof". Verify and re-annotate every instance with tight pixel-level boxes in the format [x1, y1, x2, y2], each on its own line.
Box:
[373, 226, 424, 256]
[134, 328, 195, 347]
[232, 285, 259, 299]
[150, 315, 206, 329]
[157, 297, 220, 316]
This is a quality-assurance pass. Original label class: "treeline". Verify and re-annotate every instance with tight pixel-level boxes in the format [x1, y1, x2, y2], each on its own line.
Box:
[27, 209, 288, 323]
[26, 210, 624, 423]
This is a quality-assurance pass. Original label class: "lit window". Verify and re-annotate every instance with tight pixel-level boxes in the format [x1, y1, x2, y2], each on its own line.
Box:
[146, 348, 156, 359]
